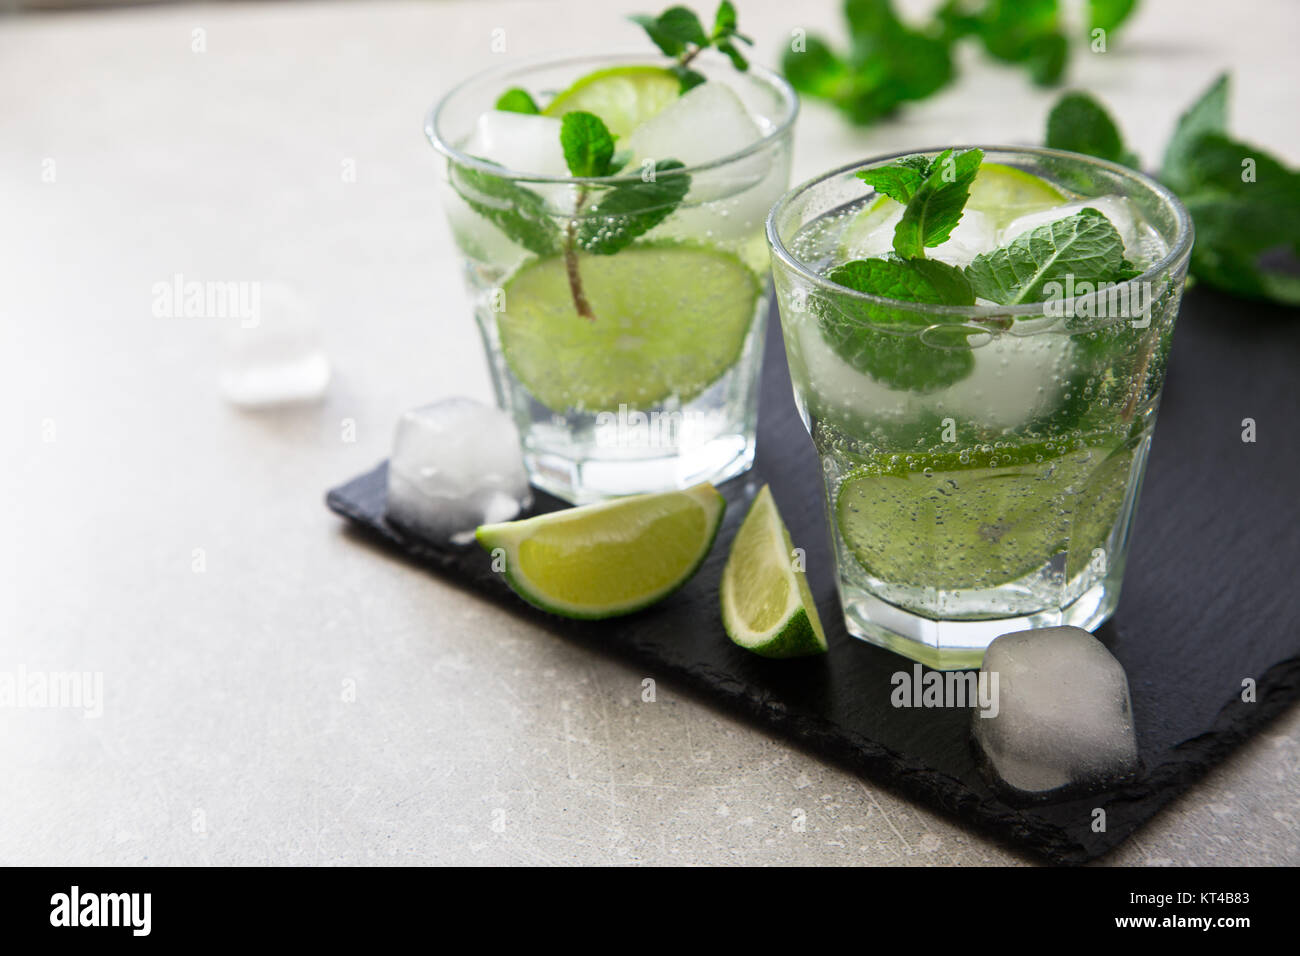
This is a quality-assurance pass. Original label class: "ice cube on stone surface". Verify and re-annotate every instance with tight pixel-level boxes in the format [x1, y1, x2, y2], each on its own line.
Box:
[219, 281, 330, 408]
[999, 196, 1140, 258]
[385, 398, 532, 546]
[972, 626, 1140, 800]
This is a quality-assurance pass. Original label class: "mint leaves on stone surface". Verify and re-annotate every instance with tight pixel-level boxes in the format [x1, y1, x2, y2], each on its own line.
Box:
[1045, 75, 1300, 306]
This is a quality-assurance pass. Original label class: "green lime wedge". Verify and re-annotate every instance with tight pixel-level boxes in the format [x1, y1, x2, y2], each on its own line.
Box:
[475, 483, 724, 619]
[498, 245, 759, 412]
[965, 162, 1066, 229]
[721, 485, 827, 658]
[543, 66, 681, 139]
[835, 440, 1124, 591]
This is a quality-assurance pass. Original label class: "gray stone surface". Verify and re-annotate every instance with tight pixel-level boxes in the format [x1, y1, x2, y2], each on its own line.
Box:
[1, 0, 1296, 865]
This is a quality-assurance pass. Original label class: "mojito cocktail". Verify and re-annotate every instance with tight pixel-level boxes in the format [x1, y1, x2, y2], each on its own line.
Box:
[427, 49, 796, 504]
[767, 148, 1193, 668]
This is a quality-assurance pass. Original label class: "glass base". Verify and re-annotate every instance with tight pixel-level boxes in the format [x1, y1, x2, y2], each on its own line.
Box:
[525, 433, 756, 505]
[841, 580, 1119, 671]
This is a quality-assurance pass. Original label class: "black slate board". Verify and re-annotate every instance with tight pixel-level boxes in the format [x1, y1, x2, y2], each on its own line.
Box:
[327, 288, 1300, 864]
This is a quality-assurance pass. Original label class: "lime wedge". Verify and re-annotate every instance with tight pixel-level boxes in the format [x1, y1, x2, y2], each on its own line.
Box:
[965, 162, 1066, 229]
[835, 441, 1123, 591]
[543, 66, 681, 139]
[475, 483, 724, 619]
[498, 245, 759, 412]
[721, 486, 827, 658]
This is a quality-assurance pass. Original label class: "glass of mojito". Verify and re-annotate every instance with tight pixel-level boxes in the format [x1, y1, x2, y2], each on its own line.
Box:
[766, 147, 1193, 669]
[426, 44, 796, 504]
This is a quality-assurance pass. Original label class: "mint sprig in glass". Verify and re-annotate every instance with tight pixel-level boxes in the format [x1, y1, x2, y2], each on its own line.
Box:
[767, 146, 1193, 668]
[426, 4, 796, 504]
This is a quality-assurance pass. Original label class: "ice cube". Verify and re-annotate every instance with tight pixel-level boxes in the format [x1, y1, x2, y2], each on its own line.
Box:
[972, 626, 1140, 799]
[838, 199, 903, 260]
[219, 281, 330, 408]
[461, 110, 567, 177]
[385, 398, 532, 545]
[930, 209, 997, 267]
[999, 196, 1140, 258]
[625, 82, 761, 169]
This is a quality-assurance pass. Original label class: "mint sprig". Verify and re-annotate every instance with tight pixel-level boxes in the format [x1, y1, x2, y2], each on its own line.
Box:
[631, 2, 753, 91]
[448, 161, 560, 257]
[891, 148, 983, 258]
[494, 88, 540, 115]
[556, 112, 692, 318]
[965, 208, 1130, 305]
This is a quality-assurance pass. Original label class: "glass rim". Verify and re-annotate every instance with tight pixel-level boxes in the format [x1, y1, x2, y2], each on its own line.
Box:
[424, 50, 799, 186]
[764, 145, 1195, 320]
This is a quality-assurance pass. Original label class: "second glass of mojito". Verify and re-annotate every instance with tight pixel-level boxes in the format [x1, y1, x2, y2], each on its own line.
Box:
[767, 147, 1193, 669]
[427, 52, 796, 504]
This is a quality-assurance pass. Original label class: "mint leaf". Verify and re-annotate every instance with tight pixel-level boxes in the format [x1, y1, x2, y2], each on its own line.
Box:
[1161, 73, 1228, 192]
[1088, 0, 1138, 35]
[716, 39, 749, 71]
[495, 88, 540, 115]
[893, 147, 983, 259]
[1027, 30, 1067, 86]
[449, 160, 560, 257]
[855, 154, 931, 204]
[560, 112, 616, 178]
[829, 257, 975, 305]
[713, 1, 738, 37]
[577, 160, 691, 255]
[781, 35, 850, 99]
[1046, 91, 1138, 167]
[656, 6, 710, 47]
[814, 256, 976, 392]
[673, 64, 707, 92]
[632, 3, 753, 83]
[966, 207, 1128, 304]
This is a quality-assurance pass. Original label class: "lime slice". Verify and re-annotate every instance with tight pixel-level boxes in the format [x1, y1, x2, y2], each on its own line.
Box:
[543, 66, 681, 139]
[721, 485, 827, 658]
[835, 440, 1124, 591]
[475, 483, 724, 619]
[966, 162, 1066, 230]
[498, 245, 759, 412]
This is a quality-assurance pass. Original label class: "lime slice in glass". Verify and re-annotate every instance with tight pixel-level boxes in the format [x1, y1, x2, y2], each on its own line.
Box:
[835, 441, 1122, 591]
[965, 162, 1066, 230]
[543, 66, 681, 139]
[475, 483, 724, 619]
[498, 245, 759, 412]
[836, 194, 901, 260]
[721, 485, 827, 658]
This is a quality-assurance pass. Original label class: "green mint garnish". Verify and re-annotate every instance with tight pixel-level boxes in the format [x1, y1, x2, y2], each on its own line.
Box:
[1045, 91, 1139, 167]
[560, 111, 616, 178]
[630, 2, 753, 91]
[553, 111, 691, 318]
[1159, 73, 1228, 194]
[828, 257, 974, 305]
[1089, 0, 1139, 35]
[965, 207, 1130, 305]
[854, 154, 932, 204]
[578, 160, 691, 255]
[449, 160, 559, 257]
[891, 147, 983, 259]
[494, 88, 540, 115]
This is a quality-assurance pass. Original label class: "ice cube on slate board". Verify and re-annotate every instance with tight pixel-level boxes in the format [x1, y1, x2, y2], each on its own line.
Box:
[385, 398, 532, 546]
[219, 282, 330, 408]
[972, 626, 1140, 800]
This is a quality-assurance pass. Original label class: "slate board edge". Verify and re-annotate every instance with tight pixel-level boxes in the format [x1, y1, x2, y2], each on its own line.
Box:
[326, 465, 1300, 865]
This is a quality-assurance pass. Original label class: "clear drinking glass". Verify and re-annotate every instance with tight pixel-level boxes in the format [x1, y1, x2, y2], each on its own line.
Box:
[766, 147, 1193, 669]
[426, 54, 797, 504]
